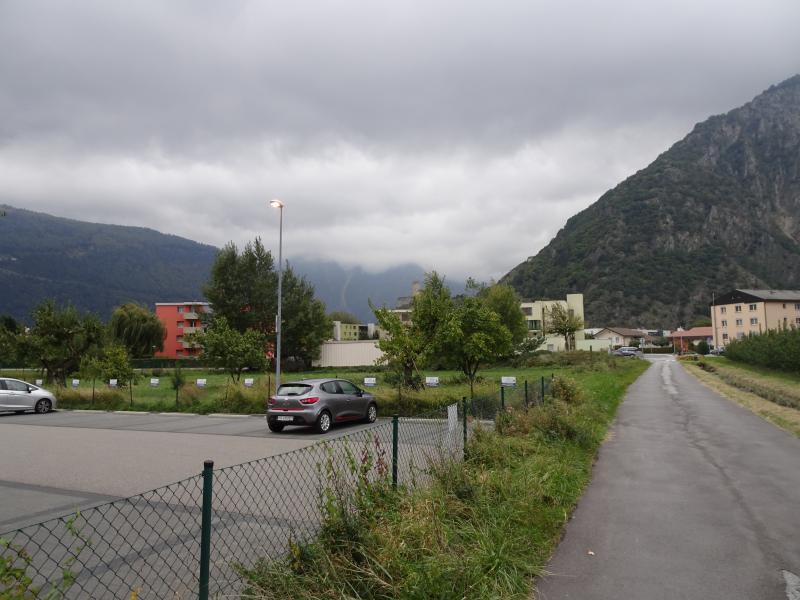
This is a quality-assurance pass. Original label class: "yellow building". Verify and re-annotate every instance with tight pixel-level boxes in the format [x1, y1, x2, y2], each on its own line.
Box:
[711, 289, 800, 347]
[520, 293, 585, 351]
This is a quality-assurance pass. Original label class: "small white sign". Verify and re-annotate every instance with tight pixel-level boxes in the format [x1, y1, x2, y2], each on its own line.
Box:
[363, 377, 377, 387]
[71, 379, 80, 389]
[196, 378, 207, 388]
[447, 402, 458, 432]
[244, 378, 254, 388]
[150, 378, 160, 387]
[501, 376, 517, 388]
[35, 379, 43, 386]
[425, 376, 440, 388]
[109, 379, 118, 388]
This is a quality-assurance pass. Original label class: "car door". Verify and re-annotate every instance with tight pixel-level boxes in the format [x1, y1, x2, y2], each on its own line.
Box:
[336, 380, 364, 419]
[1, 379, 31, 410]
[319, 381, 346, 420]
[0, 380, 9, 409]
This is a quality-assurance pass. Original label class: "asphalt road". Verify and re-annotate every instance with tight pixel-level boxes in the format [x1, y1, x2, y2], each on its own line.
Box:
[535, 356, 800, 600]
[0, 411, 380, 531]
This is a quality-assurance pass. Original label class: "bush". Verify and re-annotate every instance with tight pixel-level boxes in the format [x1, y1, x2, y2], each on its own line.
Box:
[725, 328, 800, 373]
[56, 388, 127, 410]
[551, 376, 583, 404]
[696, 341, 710, 356]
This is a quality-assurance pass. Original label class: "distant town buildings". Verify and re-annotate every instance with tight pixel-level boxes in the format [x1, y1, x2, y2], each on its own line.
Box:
[520, 293, 586, 351]
[154, 302, 210, 358]
[711, 289, 800, 348]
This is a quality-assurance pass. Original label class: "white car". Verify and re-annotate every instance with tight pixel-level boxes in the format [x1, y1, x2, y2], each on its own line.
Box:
[0, 378, 57, 414]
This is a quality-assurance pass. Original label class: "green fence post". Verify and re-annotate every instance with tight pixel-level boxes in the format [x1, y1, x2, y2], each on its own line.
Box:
[392, 415, 399, 489]
[462, 397, 468, 457]
[524, 379, 528, 408]
[500, 385, 505, 410]
[199, 460, 214, 600]
[540, 376, 545, 404]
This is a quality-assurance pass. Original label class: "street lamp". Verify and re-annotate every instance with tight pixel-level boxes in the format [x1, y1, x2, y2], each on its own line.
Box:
[269, 198, 284, 394]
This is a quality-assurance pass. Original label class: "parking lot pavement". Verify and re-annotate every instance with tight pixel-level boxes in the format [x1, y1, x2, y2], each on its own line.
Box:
[0, 411, 383, 531]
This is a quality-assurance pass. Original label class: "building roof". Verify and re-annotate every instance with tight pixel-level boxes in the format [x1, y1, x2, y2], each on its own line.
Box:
[737, 289, 800, 301]
[598, 327, 648, 338]
[712, 289, 800, 305]
[667, 327, 713, 338]
[155, 301, 210, 306]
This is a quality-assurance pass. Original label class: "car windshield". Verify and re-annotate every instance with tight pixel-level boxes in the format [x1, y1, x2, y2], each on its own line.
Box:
[276, 384, 313, 396]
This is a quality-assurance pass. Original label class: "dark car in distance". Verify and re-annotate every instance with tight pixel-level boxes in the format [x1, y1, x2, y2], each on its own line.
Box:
[267, 378, 378, 434]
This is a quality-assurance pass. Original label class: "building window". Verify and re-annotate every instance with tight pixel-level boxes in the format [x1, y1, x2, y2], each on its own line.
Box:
[177, 321, 184, 327]
[177, 335, 183, 342]
[721, 320, 727, 327]
[178, 306, 184, 313]
[796, 317, 800, 325]
[735, 305, 742, 312]
[795, 304, 800, 310]
[720, 307, 726, 314]
[783, 303, 787, 309]
[735, 319, 743, 326]
[750, 318, 758, 325]
[722, 333, 729, 340]
[736, 332, 744, 339]
[176, 349, 183, 355]
[522, 307, 532, 316]
[748, 304, 757, 311]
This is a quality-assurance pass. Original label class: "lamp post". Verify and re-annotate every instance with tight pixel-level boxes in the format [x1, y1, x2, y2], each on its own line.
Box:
[269, 199, 284, 394]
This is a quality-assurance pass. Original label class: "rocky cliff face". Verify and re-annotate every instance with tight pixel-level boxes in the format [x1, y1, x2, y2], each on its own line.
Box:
[503, 75, 800, 328]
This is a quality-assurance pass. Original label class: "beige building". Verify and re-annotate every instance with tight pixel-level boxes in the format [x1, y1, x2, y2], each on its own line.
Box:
[313, 340, 383, 367]
[520, 293, 585, 351]
[331, 321, 377, 341]
[711, 289, 800, 347]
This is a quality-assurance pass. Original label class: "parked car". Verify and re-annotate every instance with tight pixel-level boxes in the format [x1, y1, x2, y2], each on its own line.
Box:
[267, 378, 377, 434]
[0, 378, 57, 414]
[612, 346, 643, 357]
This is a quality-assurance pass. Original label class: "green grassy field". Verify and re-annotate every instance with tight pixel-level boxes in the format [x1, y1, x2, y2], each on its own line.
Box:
[241, 357, 650, 599]
[3, 353, 620, 415]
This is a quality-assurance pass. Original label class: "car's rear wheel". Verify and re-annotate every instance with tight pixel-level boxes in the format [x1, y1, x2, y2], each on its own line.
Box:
[315, 410, 332, 434]
[35, 399, 52, 414]
[268, 421, 284, 433]
[364, 403, 378, 424]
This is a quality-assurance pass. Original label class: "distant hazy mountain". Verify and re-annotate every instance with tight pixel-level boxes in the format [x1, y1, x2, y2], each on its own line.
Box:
[0, 206, 424, 323]
[503, 75, 800, 328]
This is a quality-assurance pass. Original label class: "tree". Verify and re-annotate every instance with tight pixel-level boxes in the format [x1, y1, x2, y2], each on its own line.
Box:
[109, 303, 166, 358]
[328, 311, 360, 324]
[371, 303, 424, 390]
[20, 301, 105, 385]
[98, 344, 135, 387]
[411, 271, 454, 362]
[171, 363, 186, 407]
[203, 239, 330, 369]
[203, 238, 277, 335]
[440, 296, 513, 398]
[692, 317, 712, 328]
[478, 284, 528, 345]
[199, 317, 268, 382]
[280, 269, 332, 369]
[0, 315, 21, 367]
[696, 340, 710, 355]
[545, 304, 584, 351]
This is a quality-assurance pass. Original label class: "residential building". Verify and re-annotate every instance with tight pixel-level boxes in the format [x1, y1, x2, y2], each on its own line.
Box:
[520, 293, 585, 351]
[331, 321, 377, 341]
[154, 302, 211, 358]
[667, 327, 713, 353]
[593, 327, 650, 348]
[389, 281, 421, 324]
[711, 289, 800, 347]
[313, 340, 383, 368]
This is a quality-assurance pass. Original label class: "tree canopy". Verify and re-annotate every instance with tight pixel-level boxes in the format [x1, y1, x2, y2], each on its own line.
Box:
[109, 303, 166, 358]
[545, 304, 584, 351]
[199, 316, 268, 382]
[328, 311, 360, 324]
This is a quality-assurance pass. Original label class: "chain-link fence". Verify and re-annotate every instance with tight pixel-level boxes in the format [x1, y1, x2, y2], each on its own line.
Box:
[468, 375, 554, 419]
[1, 403, 472, 599]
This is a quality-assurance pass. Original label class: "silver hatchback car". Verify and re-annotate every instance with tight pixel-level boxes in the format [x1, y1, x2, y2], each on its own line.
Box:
[267, 378, 377, 434]
[0, 378, 57, 414]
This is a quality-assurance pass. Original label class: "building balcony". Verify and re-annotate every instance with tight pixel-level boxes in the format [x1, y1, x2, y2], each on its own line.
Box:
[182, 326, 198, 334]
[184, 312, 200, 320]
[182, 340, 201, 349]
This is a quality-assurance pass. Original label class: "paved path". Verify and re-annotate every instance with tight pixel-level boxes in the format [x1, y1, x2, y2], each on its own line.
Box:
[536, 356, 800, 600]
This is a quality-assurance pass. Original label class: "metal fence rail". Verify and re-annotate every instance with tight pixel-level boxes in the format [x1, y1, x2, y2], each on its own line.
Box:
[1, 403, 472, 599]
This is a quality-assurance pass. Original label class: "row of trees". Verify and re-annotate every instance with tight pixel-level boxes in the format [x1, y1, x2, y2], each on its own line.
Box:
[0, 301, 166, 385]
[372, 273, 577, 397]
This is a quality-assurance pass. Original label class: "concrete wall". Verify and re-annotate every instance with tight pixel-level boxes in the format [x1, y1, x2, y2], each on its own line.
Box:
[576, 338, 612, 352]
[313, 340, 383, 368]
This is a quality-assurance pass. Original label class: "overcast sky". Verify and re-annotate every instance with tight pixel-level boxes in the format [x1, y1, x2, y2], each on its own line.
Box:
[2, 0, 799, 281]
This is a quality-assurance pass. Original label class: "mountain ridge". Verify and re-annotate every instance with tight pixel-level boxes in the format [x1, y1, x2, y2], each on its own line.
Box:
[0, 205, 425, 323]
[503, 74, 800, 328]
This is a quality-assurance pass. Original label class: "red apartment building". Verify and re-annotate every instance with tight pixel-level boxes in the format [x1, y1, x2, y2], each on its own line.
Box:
[154, 302, 211, 359]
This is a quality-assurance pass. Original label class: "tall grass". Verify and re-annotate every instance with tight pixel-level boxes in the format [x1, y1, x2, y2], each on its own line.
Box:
[240, 359, 648, 599]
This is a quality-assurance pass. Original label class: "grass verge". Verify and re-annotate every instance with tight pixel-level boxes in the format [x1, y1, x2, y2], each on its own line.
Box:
[683, 362, 800, 438]
[239, 359, 648, 599]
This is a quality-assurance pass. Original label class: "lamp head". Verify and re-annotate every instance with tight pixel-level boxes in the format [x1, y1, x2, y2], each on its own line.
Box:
[269, 199, 284, 208]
